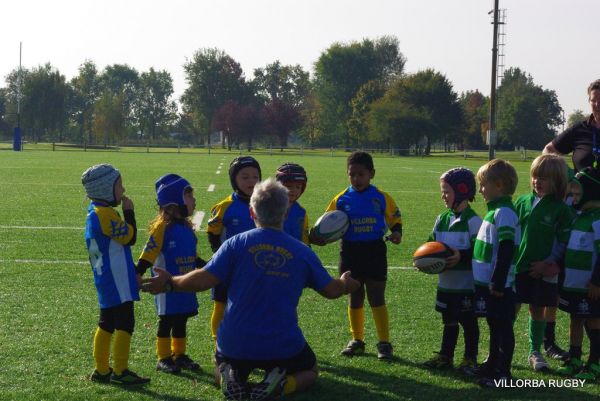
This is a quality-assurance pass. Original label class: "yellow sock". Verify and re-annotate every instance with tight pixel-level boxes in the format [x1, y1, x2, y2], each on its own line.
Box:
[283, 374, 297, 395]
[156, 336, 171, 360]
[348, 307, 365, 341]
[93, 327, 112, 374]
[211, 301, 226, 342]
[371, 305, 390, 342]
[171, 337, 186, 357]
[112, 330, 132, 375]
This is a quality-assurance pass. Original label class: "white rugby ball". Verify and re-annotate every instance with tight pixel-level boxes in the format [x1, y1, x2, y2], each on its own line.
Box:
[312, 210, 349, 243]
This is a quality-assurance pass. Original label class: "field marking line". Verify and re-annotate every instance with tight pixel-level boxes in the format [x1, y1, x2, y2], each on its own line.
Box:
[192, 211, 205, 231]
[216, 170, 221, 174]
[207, 184, 215, 192]
[0, 259, 415, 271]
[0, 225, 149, 232]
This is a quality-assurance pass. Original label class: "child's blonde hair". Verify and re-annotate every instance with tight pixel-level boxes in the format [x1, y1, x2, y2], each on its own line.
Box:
[530, 154, 568, 200]
[477, 159, 518, 196]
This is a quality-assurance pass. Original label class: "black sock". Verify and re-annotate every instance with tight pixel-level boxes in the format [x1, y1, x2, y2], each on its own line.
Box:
[587, 329, 600, 365]
[544, 321, 556, 349]
[440, 324, 459, 359]
[569, 345, 582, 360]
[460, 315, 479, 360]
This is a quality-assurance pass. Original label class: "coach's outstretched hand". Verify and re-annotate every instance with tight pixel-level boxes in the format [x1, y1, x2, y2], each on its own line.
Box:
[340, 271, 361, 294]
[141, 267, 172, 294]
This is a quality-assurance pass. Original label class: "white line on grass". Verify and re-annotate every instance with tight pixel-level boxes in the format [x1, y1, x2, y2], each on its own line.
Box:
[0, 258, 414, 270]
[216, 170, 221, 174]
[192, 211, 205, 232]
[207, 184, 215, 192]
[0, 225, 148, 232]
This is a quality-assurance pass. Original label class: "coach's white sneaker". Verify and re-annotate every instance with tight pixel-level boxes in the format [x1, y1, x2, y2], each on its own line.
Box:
[528, 351, 550, 372]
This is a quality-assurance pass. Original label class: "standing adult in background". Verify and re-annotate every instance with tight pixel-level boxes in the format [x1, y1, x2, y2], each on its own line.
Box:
[141, 178, 360, 401]
[543, 79, 600, 172]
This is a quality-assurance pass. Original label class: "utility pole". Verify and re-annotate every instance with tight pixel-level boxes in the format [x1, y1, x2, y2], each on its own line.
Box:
[487, 0, 500, 160]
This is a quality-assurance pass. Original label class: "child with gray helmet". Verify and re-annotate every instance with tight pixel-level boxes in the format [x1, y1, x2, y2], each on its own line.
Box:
[82, 163, 149, 385]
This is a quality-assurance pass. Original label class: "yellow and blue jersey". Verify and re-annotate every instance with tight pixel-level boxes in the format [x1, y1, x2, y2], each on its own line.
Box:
[207, 192, 255, 241]
[283, 202, 309, 245]
[139, 221, 199, 316]
[326, 185, 402, 242]
[84, 202, 139, 309]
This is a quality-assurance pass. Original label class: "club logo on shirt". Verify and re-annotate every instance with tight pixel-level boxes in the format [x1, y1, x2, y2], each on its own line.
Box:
[343, 204, 351, 212]
[248, 243, 293, 273]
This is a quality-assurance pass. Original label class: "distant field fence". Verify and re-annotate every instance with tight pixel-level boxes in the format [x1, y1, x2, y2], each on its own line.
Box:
[0, 141, 542, 162]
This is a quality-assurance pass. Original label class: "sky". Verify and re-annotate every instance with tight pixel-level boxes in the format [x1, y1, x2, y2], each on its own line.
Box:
[1, 0, 597, 120]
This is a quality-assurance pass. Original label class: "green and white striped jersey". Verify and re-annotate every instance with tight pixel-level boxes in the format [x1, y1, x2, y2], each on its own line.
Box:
[473, 196, 520, 288]
[563, 208, 600, 293]
[428, 206, 482, 293]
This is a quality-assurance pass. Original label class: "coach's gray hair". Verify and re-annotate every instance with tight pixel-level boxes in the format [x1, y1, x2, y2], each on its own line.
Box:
[250, 178, 289, 228]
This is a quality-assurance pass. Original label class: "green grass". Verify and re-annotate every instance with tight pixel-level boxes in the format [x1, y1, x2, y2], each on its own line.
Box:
[0, 149, 594, 400]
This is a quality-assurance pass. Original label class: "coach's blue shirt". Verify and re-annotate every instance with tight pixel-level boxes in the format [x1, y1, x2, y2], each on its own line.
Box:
[205, 227, 333, 360]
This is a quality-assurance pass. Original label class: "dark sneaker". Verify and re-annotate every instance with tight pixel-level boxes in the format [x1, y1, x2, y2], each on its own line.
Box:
[90, 368, 112, 383]
[249, 367, 287, 401]
[528, 351, 550, 372]
[219, 363, 248, 400]
[557, 357, 583, 376]
[575, 362, 600, 380]
[174, 354, 201, 371]
[478, 373, 512, 388]
[423, 352, 453, 369]
[544, 344, 570, 362]
[156, 356, 181, 374]
[110, 369, 150, 385]
[376, 342, 393, 360]
[463, 359, 496, 377]
[457, 358, 478, 376]
[340, 339, 365, 356]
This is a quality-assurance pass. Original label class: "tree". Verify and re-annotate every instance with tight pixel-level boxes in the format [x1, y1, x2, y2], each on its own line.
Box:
[460, 90, 488, 149]
[98, 64, 139, 140]
[314, 36, 406, 147]
[0, 88, 11, 137]
[347, 80, 385, 146]
[567, 109, 586, 128]
[68, 60, 100, 144]
[261, 98, 300, 148]
[134, 68, 177, 141]
[5, 63, 69, 142]
[496, 68, 563, 149]
[368, 69, 462, 154]
[182, 48, 250, 146]
[92, 91, 126, 145]
[297, 93, 324, 147]
[212, 100, 262, 151]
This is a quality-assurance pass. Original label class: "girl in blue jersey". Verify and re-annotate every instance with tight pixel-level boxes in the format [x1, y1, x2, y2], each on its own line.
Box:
[314, 151, 402, 360]
[276, 163, 310, 244]
[137, 174, 204, 374]
[207, 156, 261, 344]
[82, 164, 149, 385]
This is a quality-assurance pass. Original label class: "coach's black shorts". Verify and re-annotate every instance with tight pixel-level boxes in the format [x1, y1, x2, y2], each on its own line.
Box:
[339, 239, 387, 281]
[215, 342, 316, 382]
[435, 291, 475, 324]
[559, 292, 600, 318]
[514, 273, 558, 306]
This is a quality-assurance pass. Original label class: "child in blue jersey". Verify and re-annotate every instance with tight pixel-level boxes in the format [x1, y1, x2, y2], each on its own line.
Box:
[423, 168, 482, 374]
[137, 174, 204, 374]
[276, 163, 310, 244]
[82, 164, 149, 385]
[556, 167, 600, 380]
[207, 156, 261, 343]
[314, 151, 402, 360]
[472, 159, 520, 387]
[513, 154, 573, 371]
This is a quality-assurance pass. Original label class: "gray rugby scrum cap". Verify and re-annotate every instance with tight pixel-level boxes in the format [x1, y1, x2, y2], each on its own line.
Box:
[81, 163, 121, 204]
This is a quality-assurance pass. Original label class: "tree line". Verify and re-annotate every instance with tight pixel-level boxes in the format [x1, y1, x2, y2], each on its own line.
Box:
[0, 36, 580, 151]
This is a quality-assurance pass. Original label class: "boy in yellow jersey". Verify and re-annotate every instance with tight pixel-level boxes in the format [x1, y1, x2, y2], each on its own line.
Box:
[313, 151, 402, 360]
[82, 164, 149, 385]
[207, 156, 261, 345]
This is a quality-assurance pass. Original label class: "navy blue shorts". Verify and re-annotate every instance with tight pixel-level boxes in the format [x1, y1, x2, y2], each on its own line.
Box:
[215, 342, 316, 382]
[339, 239, 387, 281]
[559, 292, 600, 318]
[435, 291, 476, 324]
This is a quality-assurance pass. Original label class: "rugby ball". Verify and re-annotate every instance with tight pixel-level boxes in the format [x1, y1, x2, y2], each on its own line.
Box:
[312, 210, 349, 243]
[413, 241, 452, 274]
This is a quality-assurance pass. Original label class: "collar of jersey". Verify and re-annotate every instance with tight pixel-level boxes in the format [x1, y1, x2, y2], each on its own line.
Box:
[486, 195, 512, 210]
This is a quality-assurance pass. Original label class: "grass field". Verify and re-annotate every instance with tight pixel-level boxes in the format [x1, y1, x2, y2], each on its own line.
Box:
[0, 148, 595, 401]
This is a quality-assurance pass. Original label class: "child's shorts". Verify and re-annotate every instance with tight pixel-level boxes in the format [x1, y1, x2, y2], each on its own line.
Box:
[514, 273, 558, 307]
[339, 239, 387, 281]
[435, 291, 475, 324]
[559, 292, 600, 318]
[473, 285, 490, 317]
